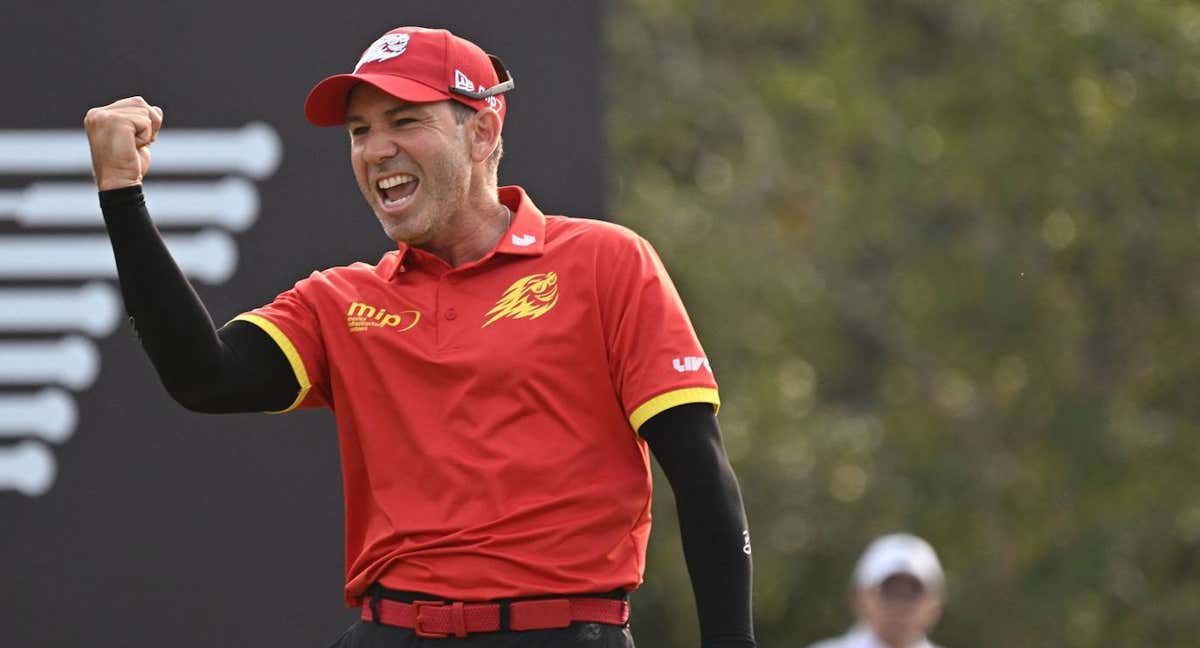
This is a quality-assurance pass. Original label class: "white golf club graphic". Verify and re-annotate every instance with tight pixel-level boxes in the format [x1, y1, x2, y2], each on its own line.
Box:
[0, 283, 122, 336]
[0, 230, 237, 284]
[0, 442, 56, 497]
[0, 336, 101, 390]
[0, 177, 259, 231]
[0, 123, 282, 178]
[0, 122, 281, 496]
[0, 389, 78, 444]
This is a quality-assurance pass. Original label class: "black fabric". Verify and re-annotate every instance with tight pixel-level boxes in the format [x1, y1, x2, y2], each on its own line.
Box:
[640, 403, 756, 648]
[99, 185, 299, 412]
[329, 620, 635, 648]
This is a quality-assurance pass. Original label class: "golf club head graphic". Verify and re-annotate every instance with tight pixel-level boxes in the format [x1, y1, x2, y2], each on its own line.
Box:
[0, 123, 282, 496]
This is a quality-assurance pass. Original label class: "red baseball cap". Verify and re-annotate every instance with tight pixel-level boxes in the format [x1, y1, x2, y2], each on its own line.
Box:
[304, 26, 513, 127]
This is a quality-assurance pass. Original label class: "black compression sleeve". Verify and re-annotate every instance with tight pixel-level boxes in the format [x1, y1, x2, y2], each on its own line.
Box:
[100, 185, 298, 412]
[641, 403, 755, 648]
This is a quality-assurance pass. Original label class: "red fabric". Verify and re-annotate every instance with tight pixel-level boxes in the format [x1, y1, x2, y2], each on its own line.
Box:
[242, 186, 718, 606]
[361, 597, 630, 635]
[509, 599, 571, 630]
[305, 26, 509, 126]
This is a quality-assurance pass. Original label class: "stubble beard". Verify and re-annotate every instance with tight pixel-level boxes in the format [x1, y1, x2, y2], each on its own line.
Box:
[396, 155, 471, 246]
[363, 133, 475, 245]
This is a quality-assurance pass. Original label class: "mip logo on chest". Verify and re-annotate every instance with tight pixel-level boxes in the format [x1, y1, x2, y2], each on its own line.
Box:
[346, 301, 420, 333]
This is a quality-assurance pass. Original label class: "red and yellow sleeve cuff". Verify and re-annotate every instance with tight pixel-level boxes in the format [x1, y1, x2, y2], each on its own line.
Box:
[230, 313, 312, 414]
[629, 387, 720, 432]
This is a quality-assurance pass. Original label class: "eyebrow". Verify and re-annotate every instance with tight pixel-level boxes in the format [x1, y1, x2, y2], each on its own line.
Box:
[344, 104, 421, 125]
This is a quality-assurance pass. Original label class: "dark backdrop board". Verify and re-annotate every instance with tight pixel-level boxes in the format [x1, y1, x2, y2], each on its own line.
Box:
[0, 2, 603, 646]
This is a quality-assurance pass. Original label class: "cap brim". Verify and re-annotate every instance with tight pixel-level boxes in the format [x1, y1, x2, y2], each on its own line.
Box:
[860, 567, 921, 589]
[304, 73, 450, 126]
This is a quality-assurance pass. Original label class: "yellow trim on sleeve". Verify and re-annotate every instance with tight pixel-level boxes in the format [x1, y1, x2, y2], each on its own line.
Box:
[629, 387, 721, 432]
[230, 313, 312, 414]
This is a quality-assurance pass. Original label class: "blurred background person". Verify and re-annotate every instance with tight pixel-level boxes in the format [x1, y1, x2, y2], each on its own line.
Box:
[806, 533, 946, 648]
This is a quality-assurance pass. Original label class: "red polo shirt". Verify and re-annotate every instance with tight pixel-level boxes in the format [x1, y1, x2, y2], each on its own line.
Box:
[234, 186, 719, 605]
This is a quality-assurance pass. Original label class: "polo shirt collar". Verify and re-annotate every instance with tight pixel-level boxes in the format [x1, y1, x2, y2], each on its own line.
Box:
[376, 185, 546, 279]
[375, 248, 403, 279]
[494, 185, 547, 256]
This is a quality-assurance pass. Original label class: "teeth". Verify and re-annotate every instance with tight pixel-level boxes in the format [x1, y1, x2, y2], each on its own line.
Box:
[377, 174, 415, 190]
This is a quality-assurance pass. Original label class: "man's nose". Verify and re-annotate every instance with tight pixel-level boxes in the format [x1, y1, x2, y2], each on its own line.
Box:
[362, 133, 399, 164]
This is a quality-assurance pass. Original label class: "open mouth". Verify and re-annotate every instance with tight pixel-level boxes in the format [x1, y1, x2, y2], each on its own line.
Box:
[376, 173, 419, 210]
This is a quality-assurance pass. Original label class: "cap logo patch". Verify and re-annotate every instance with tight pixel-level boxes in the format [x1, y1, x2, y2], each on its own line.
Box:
[355, 33, 410, 71]
[454, 69, 476, 93]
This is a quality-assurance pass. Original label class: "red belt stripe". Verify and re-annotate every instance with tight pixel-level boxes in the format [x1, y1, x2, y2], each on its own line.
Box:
[361, 596, 630, 638]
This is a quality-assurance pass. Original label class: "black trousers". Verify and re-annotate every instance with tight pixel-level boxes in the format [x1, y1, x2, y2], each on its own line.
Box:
[328, 620, 636, 647]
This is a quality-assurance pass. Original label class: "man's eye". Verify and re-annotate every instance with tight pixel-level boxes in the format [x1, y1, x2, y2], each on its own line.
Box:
[393, 118, 416, 127]
[349, 126, 368, 137]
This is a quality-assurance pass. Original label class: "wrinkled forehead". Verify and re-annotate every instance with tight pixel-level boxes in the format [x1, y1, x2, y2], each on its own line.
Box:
[343, 83, 445, 122]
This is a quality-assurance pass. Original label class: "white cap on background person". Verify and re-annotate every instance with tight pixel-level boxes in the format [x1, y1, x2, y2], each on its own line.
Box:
[853, 532, 944, 591]
[804, 533, 947, 648]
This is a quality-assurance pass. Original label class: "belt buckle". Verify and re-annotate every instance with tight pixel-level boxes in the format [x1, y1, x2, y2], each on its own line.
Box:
[412, 600, 449, 639]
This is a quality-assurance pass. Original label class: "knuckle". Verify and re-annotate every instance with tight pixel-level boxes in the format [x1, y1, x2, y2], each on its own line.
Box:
[84, 109, 109, 127]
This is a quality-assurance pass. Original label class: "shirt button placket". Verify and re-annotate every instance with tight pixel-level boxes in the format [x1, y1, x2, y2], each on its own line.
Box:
[439, 274, 463, 349]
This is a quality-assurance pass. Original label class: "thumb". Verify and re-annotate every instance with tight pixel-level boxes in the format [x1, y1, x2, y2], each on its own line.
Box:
[149, 105, 164, 142]
[138, 144, 152, 177]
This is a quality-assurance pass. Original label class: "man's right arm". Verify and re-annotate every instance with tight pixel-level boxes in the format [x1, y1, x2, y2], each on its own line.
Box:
[88, 97, 299, 413]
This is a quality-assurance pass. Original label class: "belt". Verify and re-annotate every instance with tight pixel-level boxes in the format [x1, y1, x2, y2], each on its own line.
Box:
[360, 596, 631, 638]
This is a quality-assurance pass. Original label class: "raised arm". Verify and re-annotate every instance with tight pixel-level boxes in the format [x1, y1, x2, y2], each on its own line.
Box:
[85, 97, 297, 412]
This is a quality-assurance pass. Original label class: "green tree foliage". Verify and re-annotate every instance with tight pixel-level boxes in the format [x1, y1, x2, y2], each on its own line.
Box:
[607, 1, 1200, 645]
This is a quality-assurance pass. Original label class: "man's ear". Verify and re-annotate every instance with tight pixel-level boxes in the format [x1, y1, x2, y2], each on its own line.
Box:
[469, 108, 502, 164]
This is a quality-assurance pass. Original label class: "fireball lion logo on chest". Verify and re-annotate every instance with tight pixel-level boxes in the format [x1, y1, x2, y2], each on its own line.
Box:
[482, 272, 559, 327]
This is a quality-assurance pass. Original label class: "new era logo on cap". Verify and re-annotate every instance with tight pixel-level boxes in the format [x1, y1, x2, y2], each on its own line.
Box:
[454, 70, 475, 93]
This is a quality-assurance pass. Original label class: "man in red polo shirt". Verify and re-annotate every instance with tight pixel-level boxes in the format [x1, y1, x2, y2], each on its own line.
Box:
[86, 26, 754, 647]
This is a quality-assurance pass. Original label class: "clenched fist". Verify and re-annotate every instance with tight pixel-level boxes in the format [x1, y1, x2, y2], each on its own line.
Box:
[83, 96, 164, 191]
